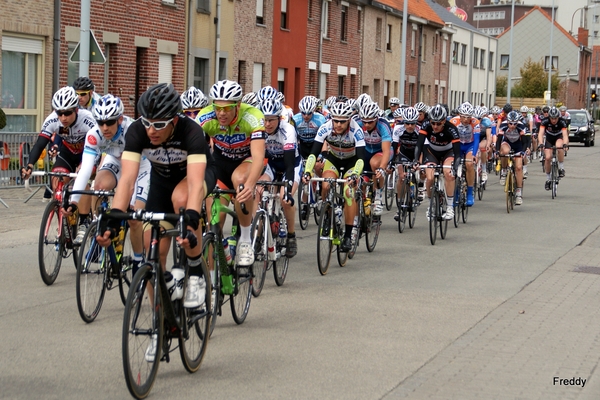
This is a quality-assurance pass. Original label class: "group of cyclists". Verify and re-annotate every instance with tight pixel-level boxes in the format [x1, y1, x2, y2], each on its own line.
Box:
[22, 76, 572, 368]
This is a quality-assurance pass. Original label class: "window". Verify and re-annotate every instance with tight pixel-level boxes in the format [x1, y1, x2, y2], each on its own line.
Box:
[374, 79, 380, 101]
[376, 18, 382, 50]
[500, 54, 509, 70]
[281, 0, 288, 29]
[308, 0, 313, 19]
[321, 0, 329, 38]
[544, 56, 558, 71]
[278, 68, 286, 94]
[341, 6, 348, 41]
[197, 0, 210, 13]
[1, 35, 43, 132]
[433, 34, 437, 55]
[460, 44, 467, 65]
[219, 57, 227, 81]
[480, 49, 485, 70]
[488, 52, 494, 70]
[452, 41, 459, 64]
[473, 48, 479, 68]
[411, 28, 416, 57]
[399, 21, 403, 42]
[319, 72, 327, 100]
[194, 57, 209, 93]
[252, 63, 263, 92]
[357, 8, 362, 32]
[338, 75, 345, 96]
[386, 24, 392, 51]
[256, 0, 265, 25]
[158, 53, 172, 83]
[237, 60, 247, 87]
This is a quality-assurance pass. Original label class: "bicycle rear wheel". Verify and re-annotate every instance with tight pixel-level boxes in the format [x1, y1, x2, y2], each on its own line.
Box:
[230, 263, 252, 324]
[297, 181, 310, 230]
[429, 192, 438, 245]
[250, 211, 268, 297]
[38, 200, 63, 285]
[201, 235, 219, 337]
[179, 260, 211, 373]
[385, 171, 395, 211]
[273, 255, 289, 286]
[439, 192, 448, 240]
[122, 264, 162, 400]
[317, 202, 333, 275]
[453, 181, 461, 228]
[365, 213, 380, 252]
[336, 224, 348, 267]
[551, 163, 558, 199]
[76, 223, 108, 323]
[397, 180, 408, 233]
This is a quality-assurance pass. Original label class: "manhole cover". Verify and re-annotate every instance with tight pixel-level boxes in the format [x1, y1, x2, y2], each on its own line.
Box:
[573, 266, 600, 275]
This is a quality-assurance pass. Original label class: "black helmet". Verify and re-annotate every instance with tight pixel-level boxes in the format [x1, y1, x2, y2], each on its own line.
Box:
[507, 111, 520, 122]
[548, 106, 560, 119]
[503, 103, 512, 114]
[137, 83, 181, 119]
[542, 106, 550, 113]
[73, 76, 94, 91]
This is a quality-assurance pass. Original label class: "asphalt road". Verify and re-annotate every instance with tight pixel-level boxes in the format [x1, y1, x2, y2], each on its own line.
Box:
[1, 143, 599, 400]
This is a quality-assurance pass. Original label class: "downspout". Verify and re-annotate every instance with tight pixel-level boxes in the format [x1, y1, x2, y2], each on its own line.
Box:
[186, 0, 193, 86]
[317, 0, 325, 97]
[215, 0, 222, 83]
[399, 1, 408, 103]
[53, 0, 60, 93]
[467, 30, 473, 103]
[485, 35, 490, 105]
[416, 25, 423, 102]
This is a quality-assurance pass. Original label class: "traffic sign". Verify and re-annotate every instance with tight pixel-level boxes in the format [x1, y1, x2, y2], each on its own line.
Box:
[69, 30, 106, 64]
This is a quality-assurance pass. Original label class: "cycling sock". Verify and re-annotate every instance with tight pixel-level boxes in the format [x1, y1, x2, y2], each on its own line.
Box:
[345, 224, 353, 239]
[287, 232, 296, 238]
[239, 225, 251, 243]
[446, 196, 454, 206]
[547, 173, 551, 180]
[187, 254, 202, 277]
[516, 188, 522, 196]
[558, 162, 564, 169]
[133, 252, 143, 262]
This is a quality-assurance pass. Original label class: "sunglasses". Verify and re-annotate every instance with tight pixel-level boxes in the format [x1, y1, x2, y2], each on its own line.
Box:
[362, 119, 377, 124]
[56, 109, 75, 117]
[184, 109, 201, 118]
[508, 122, 518, 125]
[140, 117, 173, 130]
[301, 112, 313, 115]
[332, 119, 349, 124]
[404, 122, 416, 126]
[430, 121, 444, 126]
[76, 91, 91, 97]
[97, 119, 118, 127]
[213, 102, 238, 113]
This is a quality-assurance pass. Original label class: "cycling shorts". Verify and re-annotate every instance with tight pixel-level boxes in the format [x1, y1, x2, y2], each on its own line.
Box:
[323, 154, 359, 178]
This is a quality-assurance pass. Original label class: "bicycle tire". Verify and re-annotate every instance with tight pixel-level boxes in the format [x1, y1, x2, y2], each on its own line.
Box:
[453, 179, 461, 228]
[385, 171, 394, 211]
[317, 202, 333, 275]
[348, 194, 361, 260]
[38, 200, 63, 285]
[439, 192, 448, 240]
[76, 223, 108, 323]
[179, 257, 211, 373]
[397, 179, 408, 233]
[230, 262, 252, 324]
[250, 211, 268, 297]
[429, 191, 438, 245]
[365, 212, 380, 252]
[462, 200, 469, 223]
[201, 235, 219, 337]
[477, 176, 484, 201]
[506, 171, 513, 213]
[118, 223, 133, 306]
[273, 255, 289, 286]
[551, 162, 558, 199]
[408, 183, 417, 229]
[297, 181, 310, 230]
[122, 264, 162, 400]
[510, 171, 516, 210]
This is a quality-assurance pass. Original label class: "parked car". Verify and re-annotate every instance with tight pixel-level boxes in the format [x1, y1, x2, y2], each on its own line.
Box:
[566, 109, 595, 147]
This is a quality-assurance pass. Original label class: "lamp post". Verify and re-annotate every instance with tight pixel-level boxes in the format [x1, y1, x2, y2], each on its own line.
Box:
[547, 0, 555, 107]
[506, 0, 515, 103]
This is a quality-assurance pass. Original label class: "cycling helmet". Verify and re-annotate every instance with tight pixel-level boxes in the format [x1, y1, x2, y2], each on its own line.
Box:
[414, 102, 428, 112]
[402, 107, 419, 123]
[359, 102, 380, 119]
[491, 106, 501, 114]
[329, 102, 353, 119]
[316, 98, 324, 109]
[181, 86, 207, 110]
[275, 91, 285, 103]
[325, 96, 337, 108]
[52, 86, 79, 111]
[242, 92, 260, 107]
[393, 108, 404, 119]
[474, 106, 488, 119]
[260, 99, 283, 117]
[336, 95, 349, 103]
[507, 110, 520, 122]
[73, 76, 94, 91]
[209, 80, 243, 102]
[548, 106, 560, 119]
[428, 104, 447, 122]
[559, 105, 567, 112]
[298, 96, 317, 114]
[520, 105, 528, 113]
[92, 94, 123, 121]
[389, 97, 400, 106]
[503, 103, 512, 114]
[354, 93, 372, 111]
[458, 102, 474, 117]
[257, 85, 278, 101]
[542, 106, 550, 113]
[137, 83, 181, 119]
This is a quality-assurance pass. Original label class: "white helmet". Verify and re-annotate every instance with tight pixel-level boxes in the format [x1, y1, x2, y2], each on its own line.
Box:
[359, 102, 380, 119]
[257, 86, 278, 101]
[520, 105, 529, 113]
[260, 99, 283, 117]
[181, 86, 207, 110]
[354, 93, 372, 112]
[92, 94, 123, 121]
[209, 80, 243, 101]
[325, 96, 337, 108]
[458, 102, 474, 117]
[414, 102, 428, 112]
[298, 96, 317, 114]
[242, 92, 260, 107]
[402, 107, 419, 123]
[329, 102, 353, 119]
[52, 86, 79, 111]
[473, 106, 487, 119]
[389, 97, 400, 106]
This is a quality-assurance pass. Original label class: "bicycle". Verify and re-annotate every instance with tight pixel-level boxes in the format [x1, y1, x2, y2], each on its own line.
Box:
[395, 162, 418, 233]
[69, 188, 133, 323]
[453, 157, 468, 227]
[547, 145, 565, 199]
[421, 164, 451, 245]
[500, 152, 518, 213]
[110, 208, 210, 399]
[29, 170, 80, 285]
[297, 160, 321, 230]
[252, 180, 291, 295]
[384, 165, 396, 211]
[311, 175, 352, 275]
[348, 171, 381, 258]
[475, 157, 485, 201]
[200, 186, 253, 333]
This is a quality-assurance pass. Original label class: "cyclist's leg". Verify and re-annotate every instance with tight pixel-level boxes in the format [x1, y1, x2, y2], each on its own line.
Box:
[442, 154, 455, 212]
[128, 157, 151, 274]
[555, 137, 565, 175]
[479, 138, 488, 180]
[462, 145, 475, 206]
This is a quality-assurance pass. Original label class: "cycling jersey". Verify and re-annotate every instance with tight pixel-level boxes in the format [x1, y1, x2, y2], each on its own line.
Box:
[449, 116, 480, 144]
[196, 103, 266, 161]
[80, 92, 102, 112]
[540, 117, 568, 137]
[314, 119, 366, 160]
[498, 121, 525, 143]
[520, 114, 532, 135]
[392, 124, 419, 158]
[416, 121, 460, 154]
[265, 119, 300, 182]
[356, 117, 392, 154]
[479, 117, 493, 134]
[293, 111, 327, 157]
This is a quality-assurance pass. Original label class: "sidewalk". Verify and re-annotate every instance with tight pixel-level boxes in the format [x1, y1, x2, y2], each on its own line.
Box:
[384, 226, 600, 400]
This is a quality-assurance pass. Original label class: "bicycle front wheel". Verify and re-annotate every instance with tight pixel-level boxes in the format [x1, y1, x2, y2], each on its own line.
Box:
[122, 264, 162, 400]
[429, 192, 438, 245]
[297, 181, 310, 230]
[453, 180, 461, 228]
[317, 202, 333, 275]
[385, 171, 394, 211]
[230, 263, 252, 324]
[273, 256, 289, 286]
[439, 192, 448, 240]
[551, 163, 558, 199]
[38, 200, 64, 285]
[506, 172, 513, 213]
[397, 180, 409, 233]
[76, 223, 108, 323]
[250, 211, 268, 297]
[118, 224, 133, 306]
[201, 235, 219, 337]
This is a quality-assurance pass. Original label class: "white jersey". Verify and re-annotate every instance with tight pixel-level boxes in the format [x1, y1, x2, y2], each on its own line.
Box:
[40, 109, 98, 154]
[265, 119, 299, 160]
[314, 119, 366, 160]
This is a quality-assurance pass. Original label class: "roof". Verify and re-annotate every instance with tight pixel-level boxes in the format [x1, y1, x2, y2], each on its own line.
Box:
[425, 0, 487, 34]
[497, 5, 579, 47]
[374, 0, 445, 27]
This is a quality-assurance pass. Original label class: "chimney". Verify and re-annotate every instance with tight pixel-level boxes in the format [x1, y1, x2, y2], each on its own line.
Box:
[578, 27, 589, 47]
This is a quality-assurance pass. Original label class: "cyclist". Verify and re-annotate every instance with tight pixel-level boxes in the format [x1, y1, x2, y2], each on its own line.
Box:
[356, 101, 392, 215]
[392, 106, 420, 221]
[413, 102, 430, 200]
[196, 80, 266, 266]
[73, 76, 101, 111]
[242, 91, 260, 108]
[474, 106, 492, 183]
[66, 94, 150, 270]
[303, 102, 365, 252]
[538, 106, 568, 190]
[384, 97, 401, 123]
[257, 99, 301, 257]
[532, 106, 543, 159]
[449, 102, 480, 206]
[559, 105, 571, 126]
[497, 111, 526, 205]
[519, 105, 533, 179]
[181, 86, 208, 119]
[413, 104, 460, 221]
[21, 86, 98, 237]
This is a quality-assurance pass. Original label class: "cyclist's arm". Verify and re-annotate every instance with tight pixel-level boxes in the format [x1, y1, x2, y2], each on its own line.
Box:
[538, 125, 546, 147]
[185, 158, 206, 214]
[69, 151, 97, 205]
[27, 135, 51, 170]
[562, 127, 569, 146]
[472, 125, 480, 158]
[413, 130, 427, 163]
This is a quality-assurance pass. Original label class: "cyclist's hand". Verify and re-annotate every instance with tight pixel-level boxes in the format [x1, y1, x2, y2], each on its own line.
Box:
[64, 203, 78, 216]
[177, 229, 198, 250]
[48, 145, 59, 159]
[97, 208, 123, 246]
[95, 229, 113, 248]
[412, 160, 420, 171]
[375, 168, 385, 180]
[452, 159, 461, 176]
[20, 164, 33, 180]
[236, 182, 254, 204]
[302, 172, 312, 184]
[346, 174, 359, 187]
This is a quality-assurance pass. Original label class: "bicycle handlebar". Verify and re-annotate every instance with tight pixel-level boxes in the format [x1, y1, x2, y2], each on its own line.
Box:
[25, 171, 77, 191]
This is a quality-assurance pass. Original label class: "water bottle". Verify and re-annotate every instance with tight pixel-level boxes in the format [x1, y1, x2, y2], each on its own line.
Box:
[222, 238, 233, 266]
[335, 205, 343, 226]
[410, 182, 415, 199]
[165, 271, 177, 301]
[278, 219, 287, 238]
[171, 268, 185, 300]
[227, 236, 237, 264]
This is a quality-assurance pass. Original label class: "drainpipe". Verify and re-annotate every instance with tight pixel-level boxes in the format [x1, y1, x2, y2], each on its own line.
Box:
[186, 0, 193, 87]
[215, 0, 222, 83]
[317, 0, 325, 98]
[399, 0, 408, 103]
[53, 0, 60, 92]
[416, 25, 423, 102]
[467, 30, 473, 103]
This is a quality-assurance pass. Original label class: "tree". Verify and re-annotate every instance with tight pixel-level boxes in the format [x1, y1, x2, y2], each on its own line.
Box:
[496, 76, 507, 97]
[511, 58, 560, 98]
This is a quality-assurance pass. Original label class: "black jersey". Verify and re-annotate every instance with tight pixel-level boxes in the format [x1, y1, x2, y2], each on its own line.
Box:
[540, 117, 568, 137]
